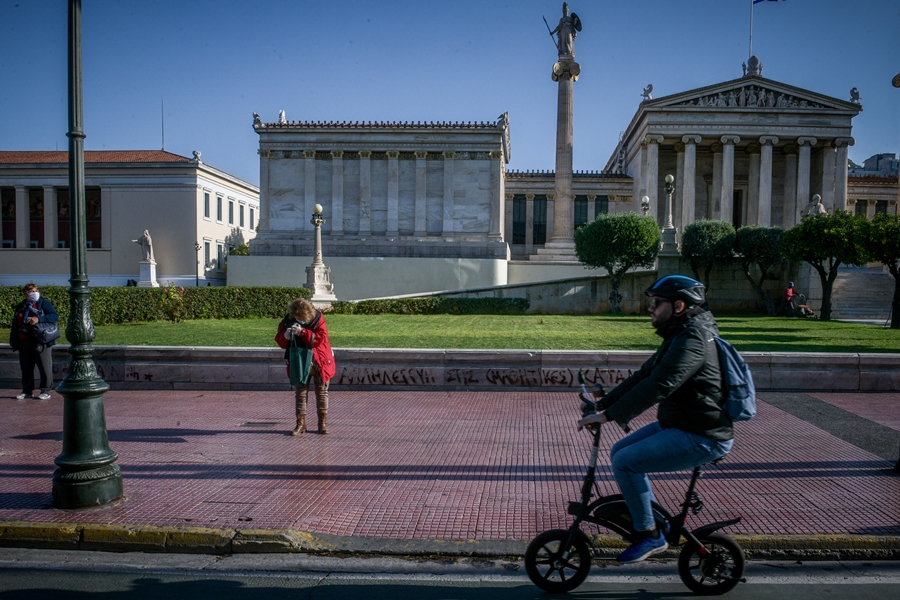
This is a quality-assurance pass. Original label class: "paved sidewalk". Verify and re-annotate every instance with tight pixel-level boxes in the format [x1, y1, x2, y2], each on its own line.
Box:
[1, 388, 898, 557]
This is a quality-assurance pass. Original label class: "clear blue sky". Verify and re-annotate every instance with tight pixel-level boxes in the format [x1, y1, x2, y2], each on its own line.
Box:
[2, 0, 898, 186]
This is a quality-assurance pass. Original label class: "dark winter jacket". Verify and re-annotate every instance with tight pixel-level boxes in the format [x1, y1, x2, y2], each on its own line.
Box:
[275, 310, 336, 382]
[9, 297, 59, 352]
[600, 308, 733, 441]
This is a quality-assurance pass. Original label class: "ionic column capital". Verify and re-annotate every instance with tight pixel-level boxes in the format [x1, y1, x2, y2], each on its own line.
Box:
[745, 142, 760, 155]
[674, 141, 685, 153]
[681, 135, 702, 145]
[642, 134, 664, 147]
[758, 136, 779, 146]
[782, 144, 798, 156]
[720, 135, 740, 145]
[832, 137, 855, 149]
[710, 142, 723, 154]
[797, 137, 817, 147]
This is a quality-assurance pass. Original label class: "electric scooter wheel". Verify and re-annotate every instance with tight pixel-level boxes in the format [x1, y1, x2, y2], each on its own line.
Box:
[677, 532, 745, 595]
[525, 529, 592, 593]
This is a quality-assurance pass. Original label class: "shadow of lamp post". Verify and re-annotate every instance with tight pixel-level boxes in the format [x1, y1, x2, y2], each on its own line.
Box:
[53, 0, 122, 509]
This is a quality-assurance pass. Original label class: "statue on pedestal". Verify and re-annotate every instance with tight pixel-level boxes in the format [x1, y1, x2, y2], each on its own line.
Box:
[548, 2, 582, 58]
[801, 194, 828, 219]
[132, 229, 154, 261]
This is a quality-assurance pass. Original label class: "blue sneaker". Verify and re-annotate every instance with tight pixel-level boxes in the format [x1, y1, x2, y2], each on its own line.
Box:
[617, 532, 668, 564]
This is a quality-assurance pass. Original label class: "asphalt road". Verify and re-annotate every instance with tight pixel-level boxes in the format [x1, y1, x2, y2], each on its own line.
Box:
[1, 548, 899, 599]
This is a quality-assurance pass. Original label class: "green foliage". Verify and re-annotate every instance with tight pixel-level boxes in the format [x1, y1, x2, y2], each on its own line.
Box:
[680, 219, 735, 286]
[330, 297, 529, 315]
[734, 226, 785, 315]
[574, 212, 660, 313]
[0, 286, 310, 327]
[861, 212, 900, 328]
[783, 211, 870, 320]
[229, 244, 250, 256]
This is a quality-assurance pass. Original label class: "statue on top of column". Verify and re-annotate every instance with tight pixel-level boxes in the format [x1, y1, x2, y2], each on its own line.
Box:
[549, 3, 582, 58]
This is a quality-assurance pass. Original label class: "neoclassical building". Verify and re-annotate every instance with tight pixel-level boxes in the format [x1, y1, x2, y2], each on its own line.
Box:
[0, 151, 259, 287]
[608, 67, 873, 240]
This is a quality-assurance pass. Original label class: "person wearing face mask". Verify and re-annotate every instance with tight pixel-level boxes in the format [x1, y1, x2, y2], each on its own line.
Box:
[9, 283, 59, 400]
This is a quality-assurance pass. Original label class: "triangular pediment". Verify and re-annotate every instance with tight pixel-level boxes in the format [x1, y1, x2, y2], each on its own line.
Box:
[645, 75, 861, 113]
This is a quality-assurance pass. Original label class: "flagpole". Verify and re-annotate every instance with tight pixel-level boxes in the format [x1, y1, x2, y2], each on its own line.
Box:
[749, 0, 754, 59]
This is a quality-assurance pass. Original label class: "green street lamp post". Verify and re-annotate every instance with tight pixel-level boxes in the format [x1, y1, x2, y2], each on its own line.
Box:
[52, 0, 123, 509]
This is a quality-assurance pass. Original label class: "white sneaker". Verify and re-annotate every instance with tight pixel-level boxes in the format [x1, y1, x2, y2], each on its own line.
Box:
[16, 393, 28, 400]
[38, 392, 51, 400]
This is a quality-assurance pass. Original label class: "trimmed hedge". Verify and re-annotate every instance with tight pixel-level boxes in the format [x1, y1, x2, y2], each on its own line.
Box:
[330, 297, 529, 315]
[1, 286, 310, 327]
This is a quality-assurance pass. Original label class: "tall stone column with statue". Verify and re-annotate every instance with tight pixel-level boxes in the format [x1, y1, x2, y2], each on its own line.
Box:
[533, 2, 582, 261]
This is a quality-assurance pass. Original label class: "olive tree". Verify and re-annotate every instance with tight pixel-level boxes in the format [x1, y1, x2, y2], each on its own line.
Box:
[861, 212, 900, 329]
[734, 226, 785, 316]
[574, 212, 660, 313]
[680, 219, 735, 289]
[783, 211, 870, 321]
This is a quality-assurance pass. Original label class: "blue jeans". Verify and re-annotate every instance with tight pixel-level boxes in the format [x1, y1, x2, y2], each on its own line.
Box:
[610, 422, 733, 532]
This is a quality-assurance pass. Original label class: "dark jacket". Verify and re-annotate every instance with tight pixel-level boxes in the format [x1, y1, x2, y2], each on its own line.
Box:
[274, 310, 335, 382]
[601, 308, 733, 441]
[9, 297, 59, 352]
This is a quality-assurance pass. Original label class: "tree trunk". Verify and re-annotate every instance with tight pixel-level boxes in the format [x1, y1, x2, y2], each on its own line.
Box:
[815, 259, 841, 322]
[608, 270, 626, 314]
[740, 262, 776, 315]
[890, 265, 900, 329]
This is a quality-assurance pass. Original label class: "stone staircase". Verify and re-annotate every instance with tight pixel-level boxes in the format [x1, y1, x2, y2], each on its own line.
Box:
[830, 266, 895, 321]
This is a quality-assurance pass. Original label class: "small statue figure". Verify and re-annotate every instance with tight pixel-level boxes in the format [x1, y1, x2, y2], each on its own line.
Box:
[641, 84, 653, 101]
[253, 112, 262, 127]
[742, 62, 747, 76]
[747, 55, 762, 76]
[191, 150, 202, 163]
[549, 2, 581, 58]
[849, 87, 861, 104]
[278, 110, 287, 124]
[801, 194, 828, 219]
[132, 229, 154, 261]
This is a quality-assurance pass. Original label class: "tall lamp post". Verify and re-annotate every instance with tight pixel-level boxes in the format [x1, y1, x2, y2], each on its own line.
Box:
[659, 174, 679, 255]
[304, 203, 337, 308]
[53, 0, 122, 509]
[194, 241, 201, 287]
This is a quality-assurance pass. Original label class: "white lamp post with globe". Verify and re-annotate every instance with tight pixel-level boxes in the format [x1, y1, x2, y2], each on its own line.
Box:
[305, 203, 337, 308]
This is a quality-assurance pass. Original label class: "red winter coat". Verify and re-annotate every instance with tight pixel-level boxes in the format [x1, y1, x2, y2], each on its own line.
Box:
[275, 310, 335, 382]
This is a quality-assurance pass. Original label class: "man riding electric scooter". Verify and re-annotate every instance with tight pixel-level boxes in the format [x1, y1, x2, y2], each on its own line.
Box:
[578, 275, 734, 564]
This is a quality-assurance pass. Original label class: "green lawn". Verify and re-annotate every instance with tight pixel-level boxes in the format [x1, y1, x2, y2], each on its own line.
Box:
[4, 314, 897, 353]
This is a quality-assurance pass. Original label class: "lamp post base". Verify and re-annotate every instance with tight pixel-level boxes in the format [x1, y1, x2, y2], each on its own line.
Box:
[52, 464, 123, 509]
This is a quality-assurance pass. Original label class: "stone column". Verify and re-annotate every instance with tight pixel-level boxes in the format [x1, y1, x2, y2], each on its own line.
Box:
[414, 150, 427, 237]
[758, 136, 779, 226]
[710, 142, 723, 219]
[258, 150, 271, 233]
[643, 135, 663, 223]
[833, 137, 855, 211]
[720, 136, 740, 225]
[525, 194, 535, 254]
[821, 145, 836, 214]
[546, 194, 555, 243]
[386, 150, 399, 237]
[587, 195, 596, 222]
[680, 136, 701, 229]
[674, 142, 685, 236]
[43, 185, 57, 248]
[488, 150, 504, 241]
[15, 186, 28, 248]
[358, 151, 372, 236]
[545, 58, 580, 255]
[504, 193, 514, 246]
[330, 151, 344, 234]
[442, 151, 455, 236]
[866, 199, 878, 220]
[782, 145, 798, 229]
[746, 144, 761, 225]
[303, 150, 317, 232]
[796, 137, 816, 222]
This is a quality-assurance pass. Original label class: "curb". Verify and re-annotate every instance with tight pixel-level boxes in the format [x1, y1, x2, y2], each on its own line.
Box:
[1, 521, 899, 560]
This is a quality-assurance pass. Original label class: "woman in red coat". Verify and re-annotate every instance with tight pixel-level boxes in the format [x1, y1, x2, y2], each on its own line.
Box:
[275, 298, 335, 435]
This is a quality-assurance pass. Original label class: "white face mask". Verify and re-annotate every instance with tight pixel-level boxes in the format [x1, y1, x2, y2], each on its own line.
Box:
[27, 292, 40, 302]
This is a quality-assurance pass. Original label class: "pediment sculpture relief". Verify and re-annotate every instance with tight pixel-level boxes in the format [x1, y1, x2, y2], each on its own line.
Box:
[673, 85, 826, 110]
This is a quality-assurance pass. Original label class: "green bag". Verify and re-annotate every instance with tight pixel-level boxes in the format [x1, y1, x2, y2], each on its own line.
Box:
[288, 332, 314, 386]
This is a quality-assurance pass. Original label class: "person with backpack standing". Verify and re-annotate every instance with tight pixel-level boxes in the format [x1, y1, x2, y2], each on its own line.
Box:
[275, 298, 335, 435]
[577, 275, 735, 564]
[9, 283, 59, 400]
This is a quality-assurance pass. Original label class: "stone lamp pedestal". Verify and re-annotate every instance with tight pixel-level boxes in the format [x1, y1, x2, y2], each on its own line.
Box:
[305, 204, 337, 309]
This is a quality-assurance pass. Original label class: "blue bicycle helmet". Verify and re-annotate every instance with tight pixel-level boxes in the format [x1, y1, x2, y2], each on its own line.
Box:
[644, 275, 706, 307]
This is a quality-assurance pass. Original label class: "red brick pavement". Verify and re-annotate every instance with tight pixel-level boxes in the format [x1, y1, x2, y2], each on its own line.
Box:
[1, 388, 898, 540]
[808, 392, 900, 431]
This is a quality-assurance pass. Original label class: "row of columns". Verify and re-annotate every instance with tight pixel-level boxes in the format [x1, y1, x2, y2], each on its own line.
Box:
[641, 134, 854, 232]
[505, 192, 602, 255]
[8, 185, 111, 249]
[261, 150, 505, 239]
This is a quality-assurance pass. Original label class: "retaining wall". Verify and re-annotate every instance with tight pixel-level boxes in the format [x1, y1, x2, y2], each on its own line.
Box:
[2, 345, 898, 392]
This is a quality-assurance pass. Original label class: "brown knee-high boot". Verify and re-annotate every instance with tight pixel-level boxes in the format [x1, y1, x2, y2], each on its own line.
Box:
[314, 368, 329, 434]
[291, 386, 308, 435]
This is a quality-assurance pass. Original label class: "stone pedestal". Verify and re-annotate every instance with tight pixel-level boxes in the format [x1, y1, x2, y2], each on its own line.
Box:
[660, 227, 679, 256]
[136, 260, 159, 288]
[305, 263, 337, 309]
